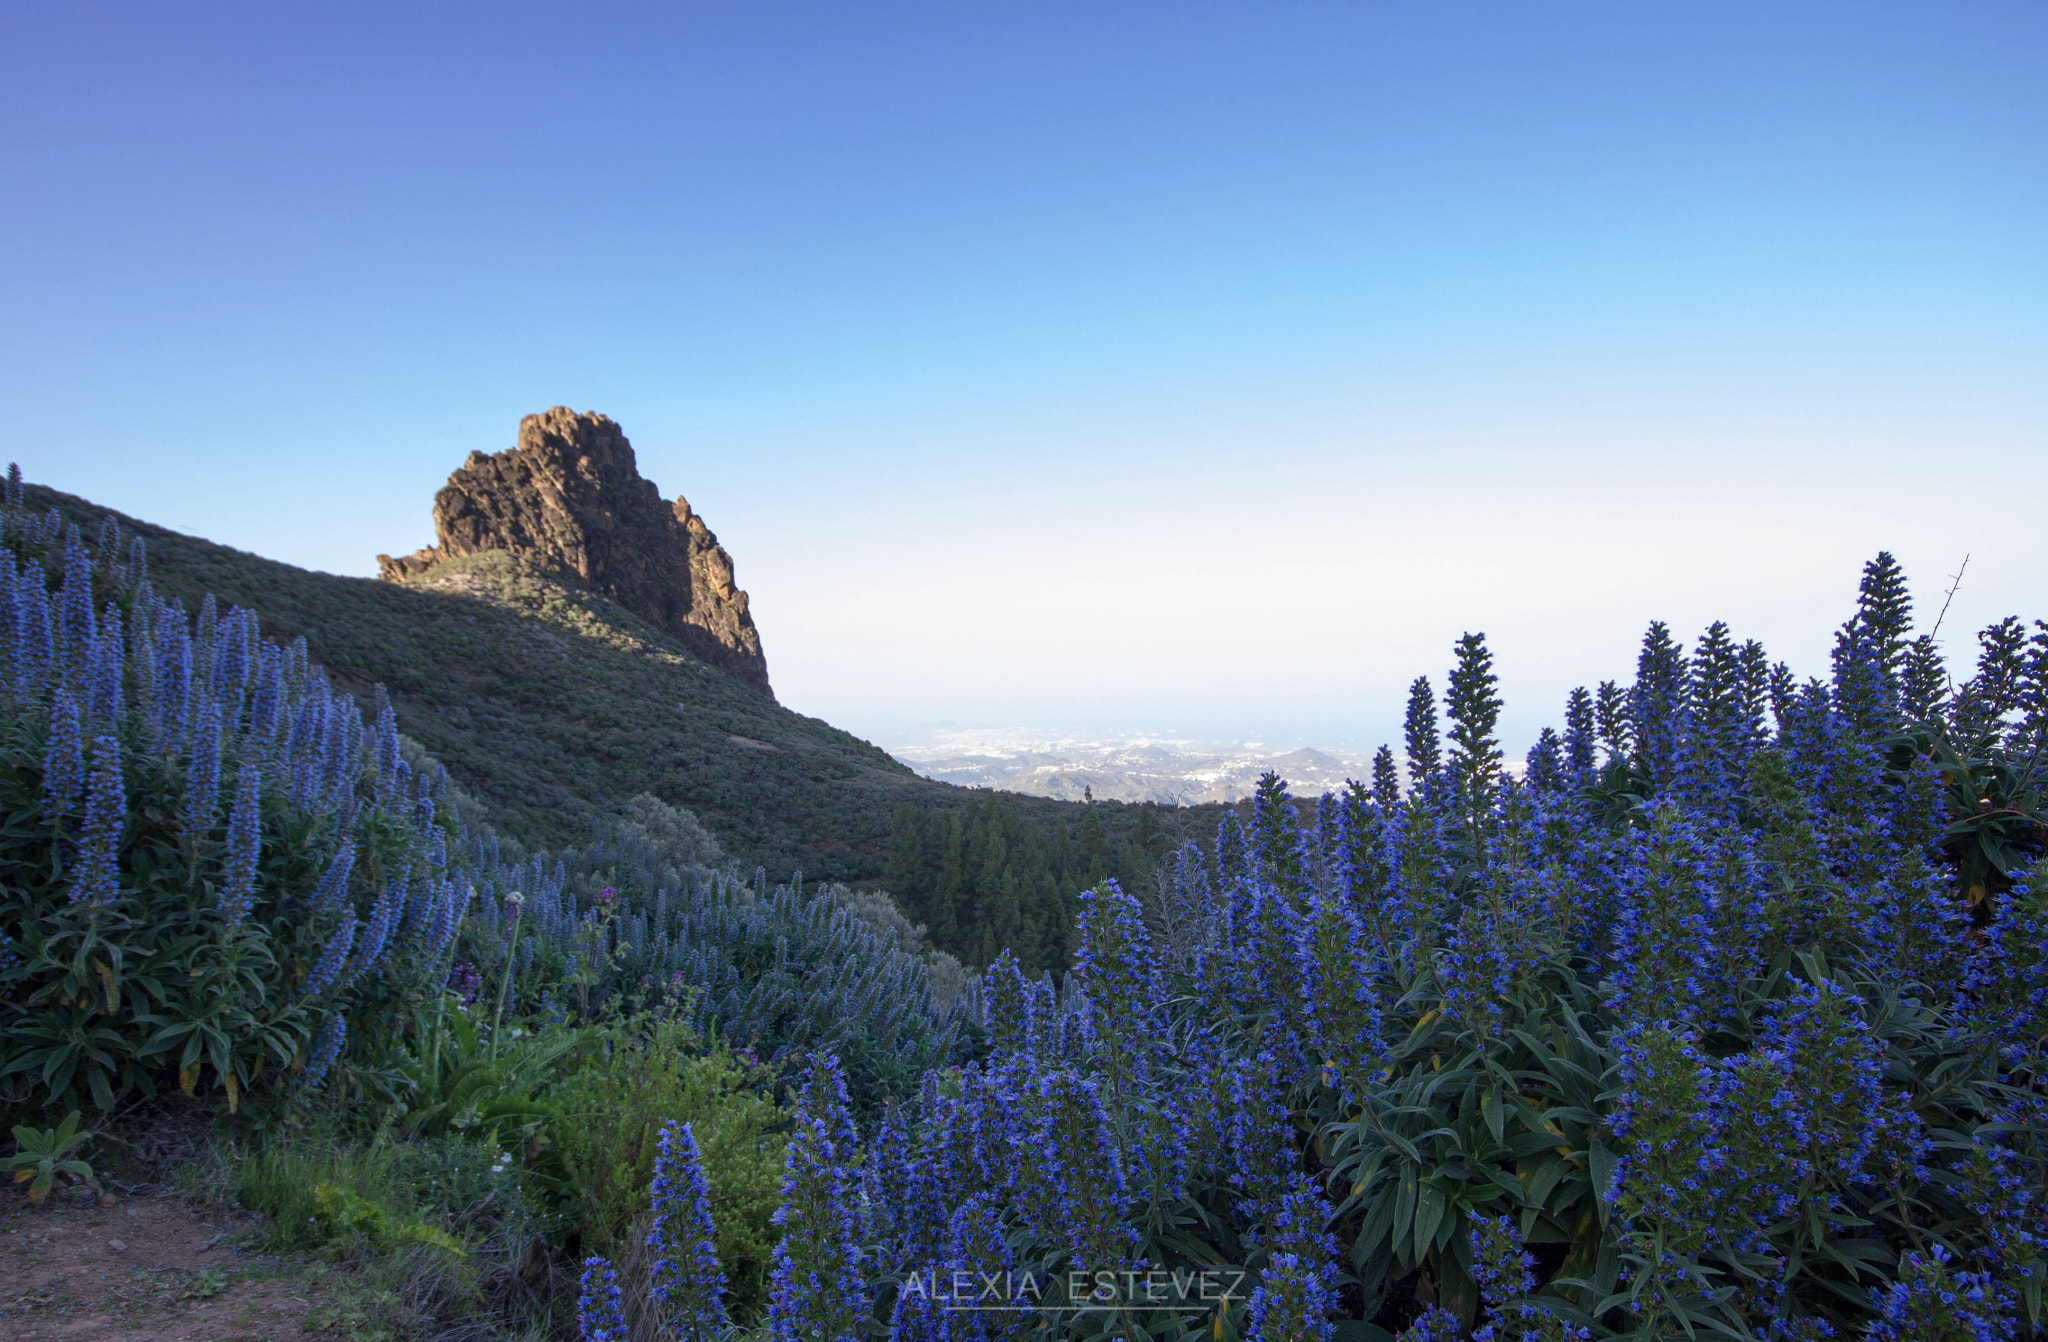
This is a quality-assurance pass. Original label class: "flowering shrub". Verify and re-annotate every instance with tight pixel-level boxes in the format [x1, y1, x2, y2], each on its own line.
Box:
[0, 485, 461, 1113]
[658, 551, 2042, 1342]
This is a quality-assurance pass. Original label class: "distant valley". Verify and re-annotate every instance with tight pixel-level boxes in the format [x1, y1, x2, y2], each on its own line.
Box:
[888, 726, 1376, 804]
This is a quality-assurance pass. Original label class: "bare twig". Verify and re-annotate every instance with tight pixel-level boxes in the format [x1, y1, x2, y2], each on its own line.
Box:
[1930, 554, 1970, 641]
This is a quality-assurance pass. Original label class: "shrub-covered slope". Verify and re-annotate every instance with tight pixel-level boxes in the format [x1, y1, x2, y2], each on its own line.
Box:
[22, 481, 1184, 894]
[23, 480, 929, 877]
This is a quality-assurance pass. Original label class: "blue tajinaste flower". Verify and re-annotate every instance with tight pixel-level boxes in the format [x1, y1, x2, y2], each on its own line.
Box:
[1070, 879, 1158, 1044]
[181, 697, 223, 846]
[1864, 1244, 2010, 1342]
[1467, 1213, 1592, 1338]
[981, 949, 1037, 1055]
[72, 734, 126, 907]
[153, 613, 190, 739]
[372, 690, 402, 803]
[301, 1011, 347, 1091]
[1246, 1181, 1339, 1342]
[87, 602, 124, 729]
[1606, 806, 1723, 1024]
[247, 643, 284, 746]
[58, 536, 96, 674]
[1703, 1045, 1809, 1242]
[1013, 1069, 1132, 1269]
[218, 762, 262, 929]
[1757, 977, 1885, 1187]
[1220, 1050, 1296, 1225]
[427, 879, 465, 963]
[647, 1120, 727, 1338]
[767, 1053, 865, 1342]
[314, 839, 355, 911]
[1608, 1021, 1720, 1261]
[41, 685, 84, 824]
[1396, 1306, 1464, 1341]
[1294, 887, 1385, 1096]
[1469, 1213, 1534, 1318]
[941, 1195, 1025, 1341]
[14, 566, 53, 700]
[355, 868, 405, 975]
[302, 918, 354, 997]
[577, 1256, 629, 1342]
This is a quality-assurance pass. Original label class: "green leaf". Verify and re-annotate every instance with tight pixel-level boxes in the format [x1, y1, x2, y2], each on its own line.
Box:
[1413, 1183, 1446, 1264]
[1588, 1136, 1616, 1227]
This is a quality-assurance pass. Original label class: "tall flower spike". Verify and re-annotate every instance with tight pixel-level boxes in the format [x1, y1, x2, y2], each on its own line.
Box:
[767, 1053, 865, 1342]
[218, 762, 262, 929]
[88, 602, 124, 729]
[1070, 879, 1157, 1043]
[59, 535, 95, 674]
[1246, 1181, 1340, 1342]
[301, 1011, 347, 1091]
[181, 697, 223, 847]
[577, 1257, 629, 1342]
[72, 735, 127, 907]
[1468, 1214, 1535, 1329]
[314, 838, 355, 911]
[302, 918, 354, 997]
[1403, 675, 1443, 790]
[356, 868, 404, 974]
[647, 1120, 728, 1338]
[41, 685, 85, 824]
[153, 614, 190, 739]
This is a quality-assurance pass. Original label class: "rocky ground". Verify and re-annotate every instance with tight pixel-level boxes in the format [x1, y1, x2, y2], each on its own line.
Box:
[0, 1188, 334, 1341]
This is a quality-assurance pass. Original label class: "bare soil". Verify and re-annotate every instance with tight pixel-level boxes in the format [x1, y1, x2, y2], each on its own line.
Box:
[0, 1187, 333, 1341]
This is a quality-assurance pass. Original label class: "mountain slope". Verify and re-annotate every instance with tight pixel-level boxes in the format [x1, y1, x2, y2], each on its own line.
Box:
[27, 480, 1210, 888]
[29, 481, 927, 878]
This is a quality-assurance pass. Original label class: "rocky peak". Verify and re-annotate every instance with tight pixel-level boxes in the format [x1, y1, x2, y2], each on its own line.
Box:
[378, 408, 771, 695]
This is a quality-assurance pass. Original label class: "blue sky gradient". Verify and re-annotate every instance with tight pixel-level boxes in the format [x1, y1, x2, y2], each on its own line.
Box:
[7, 2, 2044, 751]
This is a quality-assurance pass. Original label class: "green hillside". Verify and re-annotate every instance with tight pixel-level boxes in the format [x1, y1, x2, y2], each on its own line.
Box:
[26, 481, 1200, 899]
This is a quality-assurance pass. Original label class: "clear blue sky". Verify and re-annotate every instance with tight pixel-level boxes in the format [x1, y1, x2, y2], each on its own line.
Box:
[7, 2, 2044, 752]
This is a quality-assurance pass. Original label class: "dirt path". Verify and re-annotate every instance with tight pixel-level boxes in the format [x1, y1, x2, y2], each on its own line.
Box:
[0, 1189, 333, 1341]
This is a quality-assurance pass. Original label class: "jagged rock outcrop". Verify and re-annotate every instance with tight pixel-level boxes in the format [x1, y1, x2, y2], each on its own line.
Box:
[378, 408, 771, 695]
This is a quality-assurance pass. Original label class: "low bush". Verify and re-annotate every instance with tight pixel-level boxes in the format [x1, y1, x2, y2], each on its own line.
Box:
[537, 1005, 787, 1315]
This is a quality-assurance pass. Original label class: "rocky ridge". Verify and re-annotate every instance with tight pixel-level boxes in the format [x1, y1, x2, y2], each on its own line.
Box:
[378, 408, 771, 694]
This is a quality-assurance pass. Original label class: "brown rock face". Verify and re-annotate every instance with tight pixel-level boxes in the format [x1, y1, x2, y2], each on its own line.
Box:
[378, 408, 772, 694]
